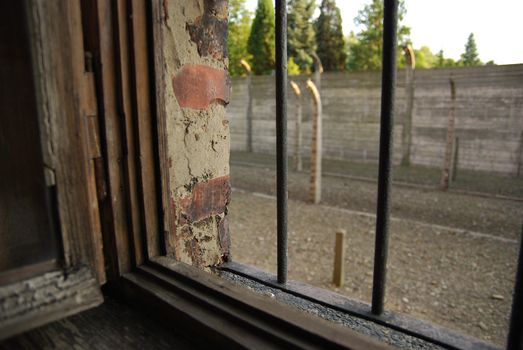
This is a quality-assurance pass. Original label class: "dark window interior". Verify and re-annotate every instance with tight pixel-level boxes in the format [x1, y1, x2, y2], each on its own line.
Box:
[0, 1, 59, 274]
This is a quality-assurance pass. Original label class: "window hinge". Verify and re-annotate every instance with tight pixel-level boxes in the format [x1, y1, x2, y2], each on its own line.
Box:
[83, 56, 107, 202]
[44, 166, 56, 187]
[85, 51, 94, 73]
[86, 114, 107, 201]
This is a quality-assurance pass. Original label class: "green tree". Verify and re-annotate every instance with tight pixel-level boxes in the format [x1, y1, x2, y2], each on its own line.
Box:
[435, 50, 445, 67]
[288, 0, 317, 73]
[460, 33, 482, 66]
[247, 0, 275, 75]
[445, 57, 460, 67]
[345, 31, 358, 68]
[347, 0, 410, 71]
[434, 50, 460, 68]
[413, 46, 436, 69]
[315, 0, 347, 71]
[228, 0, 252, 77]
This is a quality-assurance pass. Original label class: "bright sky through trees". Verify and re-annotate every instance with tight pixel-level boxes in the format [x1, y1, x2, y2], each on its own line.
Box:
[245, 0, 523, 64]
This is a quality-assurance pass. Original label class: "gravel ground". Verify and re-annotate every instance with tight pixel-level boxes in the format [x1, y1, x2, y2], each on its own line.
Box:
[228, 163, 523, 347]
[221, 272, 444, 350]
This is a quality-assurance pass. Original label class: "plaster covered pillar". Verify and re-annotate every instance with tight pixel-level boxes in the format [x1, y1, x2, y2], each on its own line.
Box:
[158, 0, 231, 268]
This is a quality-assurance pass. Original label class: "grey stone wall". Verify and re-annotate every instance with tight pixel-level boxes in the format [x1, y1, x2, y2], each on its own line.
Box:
[227, 64, 523, 175]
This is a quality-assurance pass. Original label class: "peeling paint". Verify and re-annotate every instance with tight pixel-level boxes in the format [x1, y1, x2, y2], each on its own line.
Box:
[169, 197, 178, 252]
[184, 228, 203, 267]
[218, 215, 230, 261]
[186, 0, 228, 60]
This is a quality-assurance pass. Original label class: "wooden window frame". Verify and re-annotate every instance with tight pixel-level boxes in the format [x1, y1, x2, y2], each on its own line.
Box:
[0, 1, 105, 340]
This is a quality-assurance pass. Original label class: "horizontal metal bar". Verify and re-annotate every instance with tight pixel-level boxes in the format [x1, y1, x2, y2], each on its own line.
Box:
[221, 261, 499, 350]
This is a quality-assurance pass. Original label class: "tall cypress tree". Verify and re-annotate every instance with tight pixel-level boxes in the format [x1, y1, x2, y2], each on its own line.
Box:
[288, 0, 316, 73]
[315, 0, 347, 71]
[460, 33, 482, 66]
[247, 0, 275, 75]
[228, 0, 252, 77]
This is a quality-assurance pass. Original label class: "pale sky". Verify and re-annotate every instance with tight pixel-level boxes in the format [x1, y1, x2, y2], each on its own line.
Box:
[245, 0, 523, 65]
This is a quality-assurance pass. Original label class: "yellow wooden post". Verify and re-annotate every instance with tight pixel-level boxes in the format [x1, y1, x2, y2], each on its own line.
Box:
[332, 229, 346, 288]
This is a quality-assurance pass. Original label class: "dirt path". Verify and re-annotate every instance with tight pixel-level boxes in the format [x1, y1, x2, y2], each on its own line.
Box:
[229, 164, 523, 346]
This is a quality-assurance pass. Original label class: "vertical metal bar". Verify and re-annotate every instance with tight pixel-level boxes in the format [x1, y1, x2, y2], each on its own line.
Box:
[371, 0, 398, 316]
[507, 224, 523, 350]
[275, 0, 288, 284]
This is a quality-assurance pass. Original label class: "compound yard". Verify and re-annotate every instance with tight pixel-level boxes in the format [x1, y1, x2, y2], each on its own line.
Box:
[228, 152, 523, 347]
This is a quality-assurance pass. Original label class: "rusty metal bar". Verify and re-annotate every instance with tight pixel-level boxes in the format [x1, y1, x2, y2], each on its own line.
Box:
[507, 223, 523, 350]
[275, 0, 288, 284]
[371, 0, 398, 316]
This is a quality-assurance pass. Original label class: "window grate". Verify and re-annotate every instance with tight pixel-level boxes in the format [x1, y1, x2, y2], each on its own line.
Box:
[371, 0, 398, 316]
[272, 0, 523, 349]
[275, 0, 288, 285]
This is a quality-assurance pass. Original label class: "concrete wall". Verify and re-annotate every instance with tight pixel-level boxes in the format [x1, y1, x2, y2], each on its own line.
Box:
[227, 64, 523, 174]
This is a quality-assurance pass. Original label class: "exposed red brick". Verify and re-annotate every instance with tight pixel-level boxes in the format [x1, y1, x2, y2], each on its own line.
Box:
[162, 0, 169, 21]
[172, 65, 230, 109]
[180, 175, 230, 223]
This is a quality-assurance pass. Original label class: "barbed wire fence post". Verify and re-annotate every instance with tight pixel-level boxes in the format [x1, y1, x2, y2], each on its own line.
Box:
[290, 81, 302, 172]
[241, 59, 253, 153]
[311, 51, 323, 91]
[441, 78, 457, 190]
[401, 45, 415, 167]
[306, 79, 322, 204]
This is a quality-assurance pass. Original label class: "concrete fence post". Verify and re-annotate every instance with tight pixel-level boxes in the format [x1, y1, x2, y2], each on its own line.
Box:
[306, 79, 322, 204]
[517, 131, 523, 177]
[241, 59, 253, 153]
[332, 229, 346, 288]
[290, 81, 302, 172]
[451, 136, 459, 182]
[441, 78, 457, 190]
[311, 52, 323, 92]
[401, 45, 415, 166]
